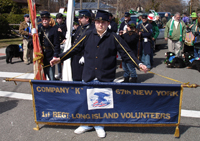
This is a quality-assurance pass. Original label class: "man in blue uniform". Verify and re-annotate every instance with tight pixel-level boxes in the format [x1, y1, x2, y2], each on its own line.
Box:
[38, 11, 60, 80]
[54, 13, 67, 79]
[50, 10, 148, 138]
[137, 14, 153, 70]
[71, 9, 94, 81]
[119, 12, 131, 33]
[108, 13, 118, 33]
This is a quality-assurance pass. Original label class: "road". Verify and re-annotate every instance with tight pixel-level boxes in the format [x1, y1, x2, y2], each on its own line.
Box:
[0, 44, 200, 141]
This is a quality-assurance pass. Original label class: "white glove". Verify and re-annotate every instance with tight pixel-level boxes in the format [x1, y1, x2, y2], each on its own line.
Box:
[79, 56, 84, 64]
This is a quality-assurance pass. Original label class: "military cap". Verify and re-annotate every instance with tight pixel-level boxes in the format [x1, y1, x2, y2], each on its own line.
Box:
[124, 12, 130, 17]
[24, 14, 29, 17]
[79, 9, 91, 18]
[40, 11, 50, 18]
[74, 17, 79, 25]
[95, 10, 110, 21]
[127, 21, 135, 27]
[142, 14, 148, 19]
[109, 13, 113, 17]
[56, 13, 63, 19]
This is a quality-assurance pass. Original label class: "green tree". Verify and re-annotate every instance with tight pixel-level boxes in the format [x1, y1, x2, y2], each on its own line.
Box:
[0, 0, 21, 14]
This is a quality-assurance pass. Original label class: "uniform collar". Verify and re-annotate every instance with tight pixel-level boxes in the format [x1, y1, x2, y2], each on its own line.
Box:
[93, 28, 110, 38]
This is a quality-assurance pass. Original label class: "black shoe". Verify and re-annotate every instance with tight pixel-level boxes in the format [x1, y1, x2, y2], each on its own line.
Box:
[122, 77, 129, 83]
[129, 77, 137, 83]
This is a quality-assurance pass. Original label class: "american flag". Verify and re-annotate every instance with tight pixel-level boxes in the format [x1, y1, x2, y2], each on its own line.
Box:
[27, 0, 46, 80]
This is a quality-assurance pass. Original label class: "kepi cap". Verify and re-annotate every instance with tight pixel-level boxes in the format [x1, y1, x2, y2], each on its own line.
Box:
[24, 14, 29, 17]
[79, 9, 91, 18]
[95, 10, 110, 21]
[40, 11, 50, 18]
[142, 14, 148, 19]
[124, 12, 130, 17]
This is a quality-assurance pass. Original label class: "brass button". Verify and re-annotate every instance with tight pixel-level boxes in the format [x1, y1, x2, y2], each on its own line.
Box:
[95, 68, 97, 70]
[96, 56, 98, 58]
[97, 46, 99, 48]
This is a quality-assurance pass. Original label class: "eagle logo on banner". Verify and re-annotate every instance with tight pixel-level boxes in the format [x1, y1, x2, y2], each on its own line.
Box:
[87, 88, 114, 110]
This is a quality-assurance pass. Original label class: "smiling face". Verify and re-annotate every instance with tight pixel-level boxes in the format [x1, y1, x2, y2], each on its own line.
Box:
[95, 20, 110, 35]
[41, 17, 50, 27]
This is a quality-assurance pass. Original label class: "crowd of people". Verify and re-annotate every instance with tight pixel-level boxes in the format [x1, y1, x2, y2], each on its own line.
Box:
[17, 9, 200, 138]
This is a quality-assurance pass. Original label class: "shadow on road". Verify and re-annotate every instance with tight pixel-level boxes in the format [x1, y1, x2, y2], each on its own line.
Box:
[0, 99, 18, 114]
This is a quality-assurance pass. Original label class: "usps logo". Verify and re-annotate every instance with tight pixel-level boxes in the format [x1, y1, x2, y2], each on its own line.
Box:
[87, 88, 114, 110]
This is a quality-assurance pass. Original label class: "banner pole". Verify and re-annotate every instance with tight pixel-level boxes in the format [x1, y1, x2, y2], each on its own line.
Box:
[174, 126, 180, 138]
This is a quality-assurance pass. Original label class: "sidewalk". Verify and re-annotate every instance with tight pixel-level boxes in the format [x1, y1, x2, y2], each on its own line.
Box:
[0, 48, 6, 59]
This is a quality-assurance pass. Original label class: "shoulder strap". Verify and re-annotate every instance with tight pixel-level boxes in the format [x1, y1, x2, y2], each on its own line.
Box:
[141, 23, 149, 32]
[41, 27, 54, 51]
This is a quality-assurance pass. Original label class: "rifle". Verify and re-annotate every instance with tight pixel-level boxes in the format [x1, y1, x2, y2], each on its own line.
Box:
[137, 35, 141, 59]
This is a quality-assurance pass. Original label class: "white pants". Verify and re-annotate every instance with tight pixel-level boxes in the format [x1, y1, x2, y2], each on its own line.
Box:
[168, 39, 183, 57]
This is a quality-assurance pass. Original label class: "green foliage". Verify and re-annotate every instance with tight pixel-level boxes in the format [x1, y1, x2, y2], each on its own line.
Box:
[0, 0, 22, 14]
[0, 14, 11, 38]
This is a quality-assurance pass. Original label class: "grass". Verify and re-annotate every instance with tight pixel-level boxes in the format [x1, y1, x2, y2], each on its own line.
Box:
[0, 37, 23, 48]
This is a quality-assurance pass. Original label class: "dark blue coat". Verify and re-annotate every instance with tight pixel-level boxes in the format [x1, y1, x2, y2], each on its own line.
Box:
[54, 22, 67, 43]
[119, 20, 130, 31]
[71, 23, 94, 81]
[121, 31, 139, 56]
[137, 22, 153, 55]
[109, 20, 118, 33]
[59, 28, 141, 82]
[38, 26, 60, 66]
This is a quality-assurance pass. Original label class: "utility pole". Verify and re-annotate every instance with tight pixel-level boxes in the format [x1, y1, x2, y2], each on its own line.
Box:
[190, 0, 192, 14]
[80, 0, 82, 10]
[97, 0, 100, 9]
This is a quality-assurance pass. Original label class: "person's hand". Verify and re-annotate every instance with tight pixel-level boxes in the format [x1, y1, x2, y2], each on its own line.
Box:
[28, 33, 32, 36]
[139, 64, 148, 73]
[79, 56, 84, 64]
[50, 57, 60, 67]
[165, 37, 168, 41]
[152, 37, 155, 41]
[58, 28, 62, 32]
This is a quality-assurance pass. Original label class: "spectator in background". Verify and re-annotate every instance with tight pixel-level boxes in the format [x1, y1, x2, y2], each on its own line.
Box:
[119, 12, 131, 33]
[191, 17, 200, 58]
[198, 13, 200, 18]
[155, 15, 163, 28]
[19, 14, 33, 65]
[108, 13, 118, 33]
[164, 12, 186, 57]
[148, 13, 159, 66]
[136, 14, 143, 27]
[162, 13, 169, 28]
[182, 13, 190, 25]
[190, 12, 197, 25]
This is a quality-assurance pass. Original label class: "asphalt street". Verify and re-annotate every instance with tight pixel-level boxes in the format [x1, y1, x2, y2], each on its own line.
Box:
[0, 44, 200, 141]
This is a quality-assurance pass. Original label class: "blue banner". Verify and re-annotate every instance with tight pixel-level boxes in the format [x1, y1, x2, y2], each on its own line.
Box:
[30, 80, 183, 126]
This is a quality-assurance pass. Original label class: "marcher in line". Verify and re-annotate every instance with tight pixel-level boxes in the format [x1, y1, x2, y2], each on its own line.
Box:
[121, 21, 139, 83]
[50, 10, 148, 138]
[137, 14, 153, 70]
[38, 11, 60, 80]
[119, 12, 131, 34]
[54, 13, 67, 80]
[71, 9, 94, 81]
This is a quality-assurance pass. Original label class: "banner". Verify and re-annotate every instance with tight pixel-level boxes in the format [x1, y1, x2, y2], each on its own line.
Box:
[30, 80, 183, 129]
